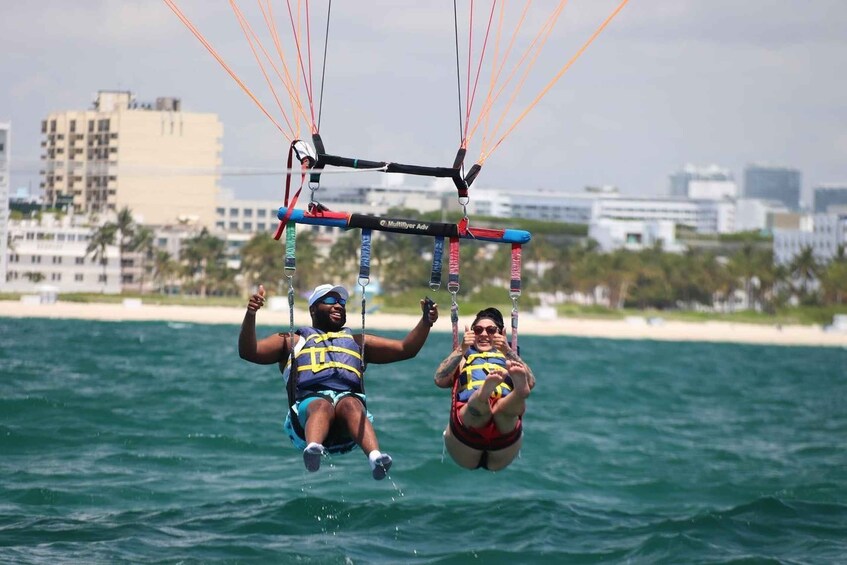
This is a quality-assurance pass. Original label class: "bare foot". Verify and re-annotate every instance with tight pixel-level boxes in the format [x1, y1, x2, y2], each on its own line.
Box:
[506, 360, 531, 397]
[480, 372, 505, 399]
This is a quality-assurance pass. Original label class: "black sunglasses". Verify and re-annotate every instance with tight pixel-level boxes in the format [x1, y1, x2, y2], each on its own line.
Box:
[473, 326, 499, 335]
[319, 296, 346, 306]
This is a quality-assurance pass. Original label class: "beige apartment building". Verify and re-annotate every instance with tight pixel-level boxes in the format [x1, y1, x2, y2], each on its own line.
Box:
[41, 90, 222, 227]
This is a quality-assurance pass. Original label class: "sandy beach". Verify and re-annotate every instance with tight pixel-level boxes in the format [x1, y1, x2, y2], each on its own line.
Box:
[2, 298, 846, 348]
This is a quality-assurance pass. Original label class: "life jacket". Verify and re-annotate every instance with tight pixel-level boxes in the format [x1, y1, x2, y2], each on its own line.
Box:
[456, 346, 511, 402]
[282, 327, 365, 454]
[283, 327, 364, 401]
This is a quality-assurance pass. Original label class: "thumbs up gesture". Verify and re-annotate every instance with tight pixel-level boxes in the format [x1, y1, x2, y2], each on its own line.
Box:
[247, 284, 266, 315]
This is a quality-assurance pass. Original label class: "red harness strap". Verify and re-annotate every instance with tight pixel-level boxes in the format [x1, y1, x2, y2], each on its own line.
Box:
[448, 371, 523, 452]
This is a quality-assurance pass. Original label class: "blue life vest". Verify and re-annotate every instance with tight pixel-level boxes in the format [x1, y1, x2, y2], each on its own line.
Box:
[456, 346, 512, 402]
[285, 327, 363, 400]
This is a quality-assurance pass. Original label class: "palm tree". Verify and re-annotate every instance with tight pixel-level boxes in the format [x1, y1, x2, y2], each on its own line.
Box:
[325, 231, 361, 282]
[180, 228, 227, 298]
[820, 245, 847, 305]
[130, 226, 155, 294]
[86, 223, 117, 292]
[115, 207, 136, 289]
[788, 246, 821, 304]
[240, 231, 287, 296]
[152, 249, 179, 294]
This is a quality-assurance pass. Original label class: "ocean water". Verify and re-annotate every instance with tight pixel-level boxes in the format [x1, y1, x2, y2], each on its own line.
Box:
[1, 317, 846, 564]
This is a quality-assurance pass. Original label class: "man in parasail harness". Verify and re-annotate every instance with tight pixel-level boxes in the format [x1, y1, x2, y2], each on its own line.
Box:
[433, 307, 535, 471]
[239, 283, 439, 480]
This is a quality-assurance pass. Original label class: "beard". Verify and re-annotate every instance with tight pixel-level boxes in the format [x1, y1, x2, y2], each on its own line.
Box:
[311, 307, 346, 331]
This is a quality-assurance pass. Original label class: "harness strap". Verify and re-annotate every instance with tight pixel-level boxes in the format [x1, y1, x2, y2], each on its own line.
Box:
[430, 236, 444, 291]
[274, 141, 309, 240]
[448, 236, 460, 349]
[510, 243, 522, 352]
[358, 229, 372, 374]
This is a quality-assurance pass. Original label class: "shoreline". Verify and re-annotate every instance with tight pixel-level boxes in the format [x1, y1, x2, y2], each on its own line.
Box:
[2, 299, 846, 347]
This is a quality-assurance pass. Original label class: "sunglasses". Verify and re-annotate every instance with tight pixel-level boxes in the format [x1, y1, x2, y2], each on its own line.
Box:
[319, 296, 346, 306]
[473, 326, 499, 336]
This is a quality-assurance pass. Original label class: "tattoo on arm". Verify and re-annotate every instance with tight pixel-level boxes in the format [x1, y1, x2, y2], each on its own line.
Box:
[435, 349, 463, 384]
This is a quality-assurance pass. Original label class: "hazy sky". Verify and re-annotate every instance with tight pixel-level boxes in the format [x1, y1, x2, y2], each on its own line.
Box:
[3, 1, 846, 206]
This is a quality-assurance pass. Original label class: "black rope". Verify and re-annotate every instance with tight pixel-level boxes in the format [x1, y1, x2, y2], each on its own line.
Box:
[452, 0, 464, 147]
[317, 0, 332, 131]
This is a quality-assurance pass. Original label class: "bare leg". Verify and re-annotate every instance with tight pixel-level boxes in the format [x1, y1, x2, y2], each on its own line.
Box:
[335, 395, 378, 454]
[492, 360, 531, 434]
[336, 396, 392, 480]
[303, 398, 334, 444]
[303, 398, 334, 472]
[443, 425, 485, 469]
[459, 373, 504, 429]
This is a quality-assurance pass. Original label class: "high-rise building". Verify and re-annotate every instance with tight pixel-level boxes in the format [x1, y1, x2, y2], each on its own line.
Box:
[668, 164, 737, 200]
[813, 184, 847, 214]
[41, 91, 222, 227]
[743, 164, 801, 211]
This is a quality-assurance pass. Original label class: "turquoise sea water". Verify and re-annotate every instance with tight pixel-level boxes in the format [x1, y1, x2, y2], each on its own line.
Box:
[1, 317, 846, 564]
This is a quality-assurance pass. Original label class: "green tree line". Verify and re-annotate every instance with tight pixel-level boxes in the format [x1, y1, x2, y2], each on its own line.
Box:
[89, 207, 847, 312]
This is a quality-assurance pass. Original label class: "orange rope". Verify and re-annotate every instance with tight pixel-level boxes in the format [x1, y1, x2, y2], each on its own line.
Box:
[478, 0, 631, 165]
[164, 0, 288, 137]
[285, 0, 318, 130]
[473, 1, 567, 154]
[462, 1, 498, 143]
[258, 0, 310, 136]
[229, 0, 297, 139]
[473, 0, 540, 150]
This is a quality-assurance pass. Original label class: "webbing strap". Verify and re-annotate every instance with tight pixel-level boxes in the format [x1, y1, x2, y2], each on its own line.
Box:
[430, 236, 444, 291]
[274, 142, 308, 240]
[448, 236, 460, 349]
[358, 229, 372, 368]
[510, 243, 522, 353]
[285, 223, 297, 369]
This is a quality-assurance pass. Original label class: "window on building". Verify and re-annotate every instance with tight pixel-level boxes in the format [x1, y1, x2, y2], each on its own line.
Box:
[257, 223, 266, 231]
[244, 209, 253, 217]
[53, 256, 62, 264]
[243, 222, 253, 231]
[258, 209, 267, 217]
[52, 273, 62, 281]
[75, 257, 85, 265]
[75, 274, 84, 282]
[32, 256, 42, 264]
[229, 208, 239, 216]
[216, 207, 225, 215]
[229, 222, 238, 230]
[98, 274, 107, 282]
[215, 221, 225, 230]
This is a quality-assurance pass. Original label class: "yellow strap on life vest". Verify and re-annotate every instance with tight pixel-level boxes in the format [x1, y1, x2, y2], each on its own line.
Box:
[296, 360, 363, 378]
[299, 345, 363, 361]
[304, 331, 352, 345]
[462, 351, 511, 398]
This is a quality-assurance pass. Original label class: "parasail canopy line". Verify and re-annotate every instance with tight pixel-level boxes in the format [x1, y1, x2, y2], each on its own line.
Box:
[277, 205, 530, 245]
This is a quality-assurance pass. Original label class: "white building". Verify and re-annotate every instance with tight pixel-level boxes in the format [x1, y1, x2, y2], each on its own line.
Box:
[773, 214, 847, 266]
[669, 164, 737, 200]
[472, 187, 736, 234]
[734, 198, 791, 232]
[4, 214, 121, 294]
[589, 219, 684, 253]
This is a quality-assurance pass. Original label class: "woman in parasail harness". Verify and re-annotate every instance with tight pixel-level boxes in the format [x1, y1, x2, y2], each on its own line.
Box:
[239, 283, 439, 480]
[433, 307, 535, 471]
